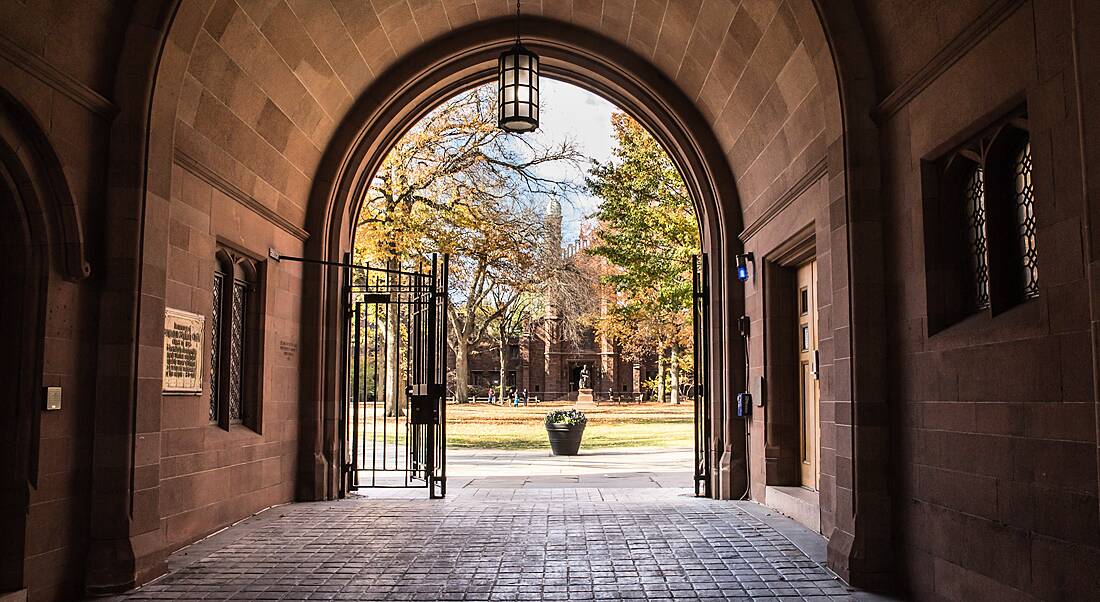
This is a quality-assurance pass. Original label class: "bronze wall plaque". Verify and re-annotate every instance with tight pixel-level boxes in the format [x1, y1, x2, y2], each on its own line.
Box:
[163, 307, 205, 394]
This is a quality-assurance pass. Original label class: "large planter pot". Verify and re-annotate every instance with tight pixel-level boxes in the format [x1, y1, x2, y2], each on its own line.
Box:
[546, 423, 585, 456]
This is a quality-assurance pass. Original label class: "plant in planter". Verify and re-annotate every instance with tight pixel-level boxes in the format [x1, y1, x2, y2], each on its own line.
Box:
[544, 409, 587, 456]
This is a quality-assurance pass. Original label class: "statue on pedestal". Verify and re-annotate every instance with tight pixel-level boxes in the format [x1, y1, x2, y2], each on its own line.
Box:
[579, 365, 590, 389]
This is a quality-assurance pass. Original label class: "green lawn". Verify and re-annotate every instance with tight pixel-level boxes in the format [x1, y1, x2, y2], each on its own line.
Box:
[444, 401, 694, 450]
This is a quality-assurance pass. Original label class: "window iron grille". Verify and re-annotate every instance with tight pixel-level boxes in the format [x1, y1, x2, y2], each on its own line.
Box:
[229, 279, 247, 424]
[1014, 141, 1039, 299]
[964, 166, 990, 310]
[210, 272, 223, 422]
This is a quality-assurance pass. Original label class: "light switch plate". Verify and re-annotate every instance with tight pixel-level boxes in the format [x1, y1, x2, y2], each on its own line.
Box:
[45, 386, 62, 411]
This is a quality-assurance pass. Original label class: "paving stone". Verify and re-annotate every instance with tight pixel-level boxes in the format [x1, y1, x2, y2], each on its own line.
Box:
[111, 488, 860, 601]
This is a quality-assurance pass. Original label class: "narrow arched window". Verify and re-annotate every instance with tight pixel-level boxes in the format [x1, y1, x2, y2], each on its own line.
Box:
[964, 165, 990, 310]
[211, 248, 261, 429]
[1013, 140, 1038, 299]
[923, 106, 1039, 333]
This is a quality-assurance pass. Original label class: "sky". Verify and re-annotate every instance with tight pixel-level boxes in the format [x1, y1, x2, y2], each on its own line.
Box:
[526, 77, 619, 243]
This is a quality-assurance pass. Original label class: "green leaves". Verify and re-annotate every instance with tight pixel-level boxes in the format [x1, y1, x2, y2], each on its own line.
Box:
[585, 113, 698, 359]
[545, 408, 587, 426]
[352, 84, 582, 403]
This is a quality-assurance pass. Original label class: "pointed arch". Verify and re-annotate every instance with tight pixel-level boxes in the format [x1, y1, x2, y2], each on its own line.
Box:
[0, 89, 90, 281]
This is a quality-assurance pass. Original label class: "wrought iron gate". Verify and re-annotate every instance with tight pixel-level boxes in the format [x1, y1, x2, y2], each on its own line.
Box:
[692, 254, 711, 497]
[342, 255, 449, 499]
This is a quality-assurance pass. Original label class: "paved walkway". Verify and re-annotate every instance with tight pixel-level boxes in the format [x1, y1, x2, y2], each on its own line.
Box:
[112, 491, 884, 601]
[447, 446, 693, 489]
[109, 449, 890, 601]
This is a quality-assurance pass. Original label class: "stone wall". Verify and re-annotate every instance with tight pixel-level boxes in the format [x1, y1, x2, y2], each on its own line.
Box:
[0, 2, 131, 598]
[864, 1, 1099, 597]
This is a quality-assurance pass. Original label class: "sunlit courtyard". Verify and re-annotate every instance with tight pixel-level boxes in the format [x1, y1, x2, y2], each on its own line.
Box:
[446, 401, 693, 450]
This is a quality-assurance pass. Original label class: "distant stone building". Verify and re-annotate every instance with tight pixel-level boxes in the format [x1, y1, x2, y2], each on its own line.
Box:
[462, 199, 654, 400]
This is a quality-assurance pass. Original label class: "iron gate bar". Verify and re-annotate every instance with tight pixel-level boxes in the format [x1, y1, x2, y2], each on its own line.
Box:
[693, 254, 712, 498]
[431, 254, 444, 499]
[269, 250, 449, 497]
[338, 254, 449, 496]
[352, 301, 361, 490]
[693, 254, 700, 496]
[370, 299, 379, 486]
[405, 269, 412, 487]
[434, 254, 449, 498]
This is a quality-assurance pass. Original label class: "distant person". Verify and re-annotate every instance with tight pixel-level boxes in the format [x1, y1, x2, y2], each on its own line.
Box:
[522, 388, 529, 406]
[487, 387, 495, 404]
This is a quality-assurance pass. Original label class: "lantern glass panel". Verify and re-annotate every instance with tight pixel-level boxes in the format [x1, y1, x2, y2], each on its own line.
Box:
[497, 44, 539, 132]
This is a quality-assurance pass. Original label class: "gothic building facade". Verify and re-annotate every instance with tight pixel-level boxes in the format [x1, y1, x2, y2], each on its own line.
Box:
[463, 199, 654, 401]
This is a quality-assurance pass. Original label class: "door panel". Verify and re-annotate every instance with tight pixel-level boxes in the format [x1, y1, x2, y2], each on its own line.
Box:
[797, 260, 820, 490]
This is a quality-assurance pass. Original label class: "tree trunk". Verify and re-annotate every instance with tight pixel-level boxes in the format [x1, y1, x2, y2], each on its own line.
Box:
[670, 345, 680, 405]
[384, 300, 405, 417]
[453, 338, 470, 403]
[656, 349, 666, 403]
[384, 258, 406, 417]
[498, 335, 508, 403]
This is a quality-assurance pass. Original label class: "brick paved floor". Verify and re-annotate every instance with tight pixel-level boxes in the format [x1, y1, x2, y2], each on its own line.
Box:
[112, 488, 875, 601]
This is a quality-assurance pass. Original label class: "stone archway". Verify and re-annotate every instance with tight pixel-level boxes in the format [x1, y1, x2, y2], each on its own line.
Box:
[295, 21, 744, 506]
[289, 10, 889, 584]
[99, 0, 889, 591]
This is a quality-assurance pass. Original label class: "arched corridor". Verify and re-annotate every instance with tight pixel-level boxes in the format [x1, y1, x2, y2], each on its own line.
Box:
[1, 1, 1098, 600]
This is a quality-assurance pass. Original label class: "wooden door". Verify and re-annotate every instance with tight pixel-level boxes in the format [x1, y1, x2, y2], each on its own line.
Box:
[797, 260, 820, 490]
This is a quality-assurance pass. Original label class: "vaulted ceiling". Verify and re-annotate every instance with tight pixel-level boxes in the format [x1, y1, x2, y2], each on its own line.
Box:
[173, 0, 833, 232]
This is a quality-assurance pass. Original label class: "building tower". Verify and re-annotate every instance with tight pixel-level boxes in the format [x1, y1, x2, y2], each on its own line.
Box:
[544, 198, 562, 260]
[543, 198, 564, 398]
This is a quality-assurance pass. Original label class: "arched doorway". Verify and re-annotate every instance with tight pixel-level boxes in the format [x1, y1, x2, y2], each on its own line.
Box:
[0, 134, 48, 600]
[0, 85, 92, 599]
[334, 77, 708, 496]
[0, 161, 32, 598]
[298, 20, 745, 505]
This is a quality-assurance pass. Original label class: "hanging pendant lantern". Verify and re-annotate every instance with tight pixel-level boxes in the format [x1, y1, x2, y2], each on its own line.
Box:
[498, 1, 539, 133]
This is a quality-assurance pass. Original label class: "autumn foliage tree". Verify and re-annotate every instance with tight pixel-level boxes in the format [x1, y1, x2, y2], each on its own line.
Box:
[586, 112, 699, 403]
[355, 85, 580, 407]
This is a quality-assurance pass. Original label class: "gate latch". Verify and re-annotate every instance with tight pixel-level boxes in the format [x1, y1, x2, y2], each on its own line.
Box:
[408, 383, 442, 425]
